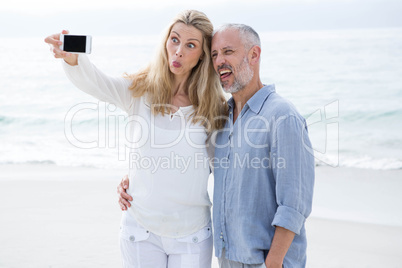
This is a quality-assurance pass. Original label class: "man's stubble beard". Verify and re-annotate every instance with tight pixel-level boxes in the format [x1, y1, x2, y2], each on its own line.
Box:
[223, 57, 254, 94]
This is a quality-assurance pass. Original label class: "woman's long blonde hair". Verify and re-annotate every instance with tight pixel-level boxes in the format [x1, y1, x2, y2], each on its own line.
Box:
[126, 10, 228, 133]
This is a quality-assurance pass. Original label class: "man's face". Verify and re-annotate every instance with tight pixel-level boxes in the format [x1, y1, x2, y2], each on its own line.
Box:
[211, 29, 254, 94]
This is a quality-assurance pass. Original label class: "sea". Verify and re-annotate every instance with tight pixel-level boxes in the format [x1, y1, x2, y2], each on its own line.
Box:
[0, 27, 401, 170]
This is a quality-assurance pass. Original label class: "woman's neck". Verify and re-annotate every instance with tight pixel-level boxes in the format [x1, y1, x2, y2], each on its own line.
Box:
[171, 76, 191, 108]
[172, 74, 189, 96]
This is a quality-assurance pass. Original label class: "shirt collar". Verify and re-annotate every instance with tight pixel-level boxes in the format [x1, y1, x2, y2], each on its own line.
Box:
[227, 84, 276, 114]
[227, 97, 235, 110]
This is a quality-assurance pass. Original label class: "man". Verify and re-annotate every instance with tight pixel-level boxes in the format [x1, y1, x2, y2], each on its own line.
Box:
[118, 24, 315, 268]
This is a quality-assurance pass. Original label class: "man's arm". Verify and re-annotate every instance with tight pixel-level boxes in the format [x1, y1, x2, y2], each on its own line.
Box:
[117, 175, 132, 210]
[268, 115, 315, 266]
[265, 226, 295, 268]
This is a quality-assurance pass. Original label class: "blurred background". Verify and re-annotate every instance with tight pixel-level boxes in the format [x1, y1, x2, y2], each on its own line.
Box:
[1, 0, 401, 170]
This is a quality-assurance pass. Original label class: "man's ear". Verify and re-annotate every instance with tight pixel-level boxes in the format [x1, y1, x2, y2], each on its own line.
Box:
[248, 45, 261, 65]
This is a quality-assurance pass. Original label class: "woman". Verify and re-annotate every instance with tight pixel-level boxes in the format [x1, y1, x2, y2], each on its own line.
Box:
[45, 10, 227, 268]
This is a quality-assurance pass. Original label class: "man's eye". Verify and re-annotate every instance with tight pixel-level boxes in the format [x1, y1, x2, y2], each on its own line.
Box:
[225, 50, 233, 54]
[211, 53, 217, 58]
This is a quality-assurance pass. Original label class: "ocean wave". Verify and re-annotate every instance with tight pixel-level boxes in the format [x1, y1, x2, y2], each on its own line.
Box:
[0, 160, 57, 166]
[0, 114, 63, 127]
[0, 113, 100, 128]
[316, 155, 402, 170]
[342, 156, 402, 170]
[0, 115, 14, 124]
[366, 110, 402, 121]
[341, 109, 402, 123]
[0, 159, 112, 169]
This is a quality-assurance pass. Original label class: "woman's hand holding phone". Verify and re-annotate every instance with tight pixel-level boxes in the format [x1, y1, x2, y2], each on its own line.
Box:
[44, 30, 78, 66]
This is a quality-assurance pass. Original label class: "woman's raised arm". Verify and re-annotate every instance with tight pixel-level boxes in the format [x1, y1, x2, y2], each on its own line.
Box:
[45, 30, 134, 113]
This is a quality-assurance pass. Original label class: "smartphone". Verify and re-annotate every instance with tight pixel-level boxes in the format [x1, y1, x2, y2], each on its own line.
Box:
[60, 34, 92, 54]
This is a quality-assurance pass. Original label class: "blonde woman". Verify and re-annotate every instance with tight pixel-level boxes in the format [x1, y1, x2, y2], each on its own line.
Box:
[45, 10, 227, 268]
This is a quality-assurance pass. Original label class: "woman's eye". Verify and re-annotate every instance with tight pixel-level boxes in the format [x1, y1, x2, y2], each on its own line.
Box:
[172, 37, 179, 43]
[188, 43, 195, 48]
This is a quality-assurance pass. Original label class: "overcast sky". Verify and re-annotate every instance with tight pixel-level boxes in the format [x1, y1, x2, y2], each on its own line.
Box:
[1, 0, 401, 36]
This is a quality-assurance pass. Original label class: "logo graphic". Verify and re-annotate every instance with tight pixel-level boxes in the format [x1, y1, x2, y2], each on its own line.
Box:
[305, 100, 339, 167]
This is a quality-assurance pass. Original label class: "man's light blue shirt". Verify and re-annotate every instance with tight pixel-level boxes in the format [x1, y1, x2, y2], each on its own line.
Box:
[212, 85, 315, 267]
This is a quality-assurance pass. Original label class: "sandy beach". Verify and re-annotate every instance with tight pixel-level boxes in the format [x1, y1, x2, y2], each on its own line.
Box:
[0, 164, 401, 268]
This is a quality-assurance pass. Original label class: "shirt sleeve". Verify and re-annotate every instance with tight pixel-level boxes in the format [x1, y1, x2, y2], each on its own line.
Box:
[271, 115, 315, 235]
[62, 54, 134, 113]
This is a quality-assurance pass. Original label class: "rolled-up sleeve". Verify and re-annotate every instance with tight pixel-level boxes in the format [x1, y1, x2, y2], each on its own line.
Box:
[62, 54, 134, 113]
[271, 115, 315, 235]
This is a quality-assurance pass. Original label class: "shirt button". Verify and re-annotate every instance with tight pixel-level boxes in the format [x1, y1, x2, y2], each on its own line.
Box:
[192, 236, 198, 243]
[129, 235, 135, 242]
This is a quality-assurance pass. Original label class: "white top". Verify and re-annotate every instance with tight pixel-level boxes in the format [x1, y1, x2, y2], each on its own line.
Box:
[63, 55, 213, 237]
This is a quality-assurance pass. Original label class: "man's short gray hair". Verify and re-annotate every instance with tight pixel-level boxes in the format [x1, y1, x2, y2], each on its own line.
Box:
[213, 23, 261, 50]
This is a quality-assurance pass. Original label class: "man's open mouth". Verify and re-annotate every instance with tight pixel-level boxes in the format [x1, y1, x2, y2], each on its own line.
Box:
[219, 69, 232, 79]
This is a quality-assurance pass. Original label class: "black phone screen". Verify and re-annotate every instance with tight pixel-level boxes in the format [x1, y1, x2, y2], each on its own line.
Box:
[63, 35, 86, 53]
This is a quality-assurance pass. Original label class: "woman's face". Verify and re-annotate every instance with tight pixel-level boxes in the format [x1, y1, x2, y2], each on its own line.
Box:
[166, 23, 204, 79]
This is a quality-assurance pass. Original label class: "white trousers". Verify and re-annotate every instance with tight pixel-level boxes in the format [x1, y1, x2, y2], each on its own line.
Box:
[119, 214, 213, 268]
